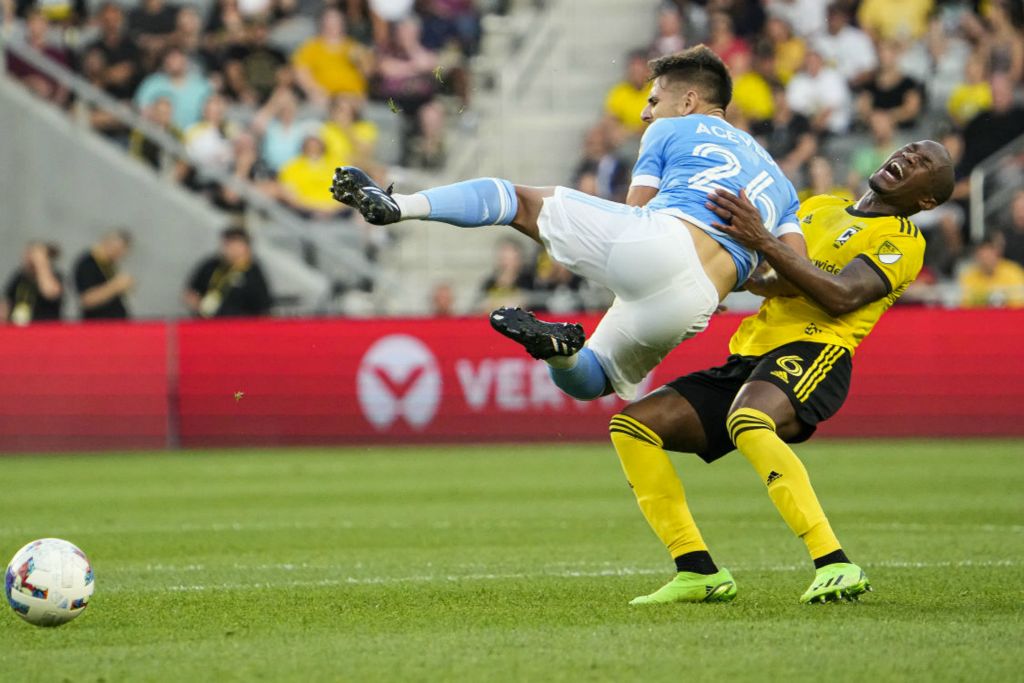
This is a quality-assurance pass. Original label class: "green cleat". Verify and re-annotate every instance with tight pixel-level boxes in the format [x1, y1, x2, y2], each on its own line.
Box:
[800, 563, 872, 604]
[629, 568, 737, 605]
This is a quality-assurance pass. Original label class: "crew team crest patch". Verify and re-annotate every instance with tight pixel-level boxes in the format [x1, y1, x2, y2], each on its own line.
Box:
[877, 241, 903, 264]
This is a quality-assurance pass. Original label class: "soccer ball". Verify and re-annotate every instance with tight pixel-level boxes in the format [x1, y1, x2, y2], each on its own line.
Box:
[5, 538, 95, 627]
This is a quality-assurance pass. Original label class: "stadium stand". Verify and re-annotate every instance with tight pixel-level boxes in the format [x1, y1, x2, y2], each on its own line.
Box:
[2, 0, 1024, 317]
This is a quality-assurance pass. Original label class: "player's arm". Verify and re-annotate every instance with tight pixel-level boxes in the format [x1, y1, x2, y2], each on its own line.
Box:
[626, 119, 669, 207]
[30, 246, 62, 301]
[626, 185, 658, 207]
[707, 189, 886, 317]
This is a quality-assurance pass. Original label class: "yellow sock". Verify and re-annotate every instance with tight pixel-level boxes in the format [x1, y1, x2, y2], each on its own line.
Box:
[609, 414, 708, 559]
[726, 408, 841, 560]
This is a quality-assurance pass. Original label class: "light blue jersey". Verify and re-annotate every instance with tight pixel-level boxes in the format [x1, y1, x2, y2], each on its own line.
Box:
[632, 114, 801, 286]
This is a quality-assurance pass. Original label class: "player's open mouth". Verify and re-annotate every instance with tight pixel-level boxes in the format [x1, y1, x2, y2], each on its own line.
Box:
[881, 159, 905, 182]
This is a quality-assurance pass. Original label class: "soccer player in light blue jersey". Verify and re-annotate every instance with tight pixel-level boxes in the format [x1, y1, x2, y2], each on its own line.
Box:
[330, 46, 807, 402]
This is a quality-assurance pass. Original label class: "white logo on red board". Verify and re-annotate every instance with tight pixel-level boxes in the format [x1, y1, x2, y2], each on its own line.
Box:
[357, 335, 442, 430]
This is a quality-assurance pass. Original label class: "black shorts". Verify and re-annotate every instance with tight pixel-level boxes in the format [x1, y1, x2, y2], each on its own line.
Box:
[666, 341, 852, 464]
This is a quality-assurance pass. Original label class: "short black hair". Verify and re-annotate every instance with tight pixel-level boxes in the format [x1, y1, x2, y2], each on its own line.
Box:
[648, 45, 732, 109]
[221, 227, 251, 244]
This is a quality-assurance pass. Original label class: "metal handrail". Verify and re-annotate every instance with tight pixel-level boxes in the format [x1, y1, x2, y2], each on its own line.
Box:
[968, 130, 1024, 243]
[0, 33, 383, 283]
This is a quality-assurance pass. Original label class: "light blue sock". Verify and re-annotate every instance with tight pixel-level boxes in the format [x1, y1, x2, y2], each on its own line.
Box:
[421, 178, 518, 227]
[548, 348, 610, 401]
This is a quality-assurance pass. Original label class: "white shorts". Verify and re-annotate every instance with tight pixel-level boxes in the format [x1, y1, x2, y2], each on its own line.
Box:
[537, 186, 719, 401]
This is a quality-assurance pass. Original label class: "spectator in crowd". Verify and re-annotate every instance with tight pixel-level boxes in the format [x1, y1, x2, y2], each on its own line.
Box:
[373, 16, 446, 168]
[786, 48, 851, 136]
[83, 3, 143, 102]
[277, 135, 347, 217]
[135, 46, 213, 131]
[5, 0, 87, 24]
[765, 0, 825, 39]
[477, 238, 532, 313]
[798, 155, 854, 203]
[202, 0, 248, 55]
[5, 9, 70, 106]
[1, 242, 63, 325]
[947, 53, 992, 129]
[957, 74, 1024, 182]
[963, 0, 1024, 85]
[857, 41, 923, 131]
[130, 96, 187, 178]
[222, 19, 286, 104]
[572, 123, 629, 202]
[429, 280, 456, 317]
[252, 87, 313, 172]
[74, 230, 134, 320]
[751, 83, 817, 182]
[857, 0, 932, 42]
[850, 111, 899, 191]
[814, 3, 876, 89]
[763, 14, 804, 84]
[707, 10, 750, 66]
[958, 238, 1024, 308]
[321, 95, 379, 170]
[220, 58, 259, 106]
[292, 7, 374, 107]
[213, 132, 264, 213]
[169, 5, 217, 72]
[418, 0, 482, 58]
[184, 93, 246, 198]
[128, 0, 179, 64]
[649, 4, 686, 58]
[719, 0, 765, 39]
[728, 48, 774, 127]
[530, 251, 584, 314]
[999, 190, 1024, 268]
[915, 201, 966, 279]
[913, 16, 971, 116]
[604, 49, 651, 138]
[184, 227, 272, 317]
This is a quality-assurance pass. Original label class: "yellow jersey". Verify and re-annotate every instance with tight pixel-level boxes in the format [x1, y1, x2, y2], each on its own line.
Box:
[730, 195, 925, 357]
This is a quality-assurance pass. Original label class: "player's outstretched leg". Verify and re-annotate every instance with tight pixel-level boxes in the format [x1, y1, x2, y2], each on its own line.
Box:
[331, 166, 528, 232]
[725, 405, 870, 604]
[608, 413, 736, 604]
[331, 166, 403, 225]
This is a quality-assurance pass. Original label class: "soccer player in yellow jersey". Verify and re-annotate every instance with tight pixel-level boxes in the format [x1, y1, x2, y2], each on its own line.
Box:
[609, 140, 955, 605]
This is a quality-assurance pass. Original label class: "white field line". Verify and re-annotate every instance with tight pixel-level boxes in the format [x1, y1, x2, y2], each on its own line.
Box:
[95, 558, 1020, 594]
[2, 520, 1022, 535]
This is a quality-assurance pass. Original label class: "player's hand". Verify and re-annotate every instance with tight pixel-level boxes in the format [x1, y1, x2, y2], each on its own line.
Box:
[705, 189, 771, 249]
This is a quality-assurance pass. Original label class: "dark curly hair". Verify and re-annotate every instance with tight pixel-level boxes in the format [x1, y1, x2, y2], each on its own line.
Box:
[648, 45, 732, 109]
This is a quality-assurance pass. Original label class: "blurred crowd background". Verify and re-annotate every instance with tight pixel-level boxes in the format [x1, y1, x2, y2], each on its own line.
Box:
[3, 0, 1024, 323]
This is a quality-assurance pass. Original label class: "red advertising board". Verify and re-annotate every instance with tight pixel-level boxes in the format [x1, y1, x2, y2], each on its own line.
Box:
[0, 322, 169, 451]
[0, 309, 1021, 452]
[174, 309, 1024, 447]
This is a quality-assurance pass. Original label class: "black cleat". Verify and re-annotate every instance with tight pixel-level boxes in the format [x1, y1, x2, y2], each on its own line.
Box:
[489, 307, 586, 360]
[331, 166, 402, 225]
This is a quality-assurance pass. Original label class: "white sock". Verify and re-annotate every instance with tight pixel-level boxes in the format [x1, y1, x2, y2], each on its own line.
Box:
[545, 353, 579, 370]
[393, 192, 431, 219]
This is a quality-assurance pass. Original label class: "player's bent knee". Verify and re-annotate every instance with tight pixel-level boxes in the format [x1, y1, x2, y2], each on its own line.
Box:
[609, 412, 664, 448]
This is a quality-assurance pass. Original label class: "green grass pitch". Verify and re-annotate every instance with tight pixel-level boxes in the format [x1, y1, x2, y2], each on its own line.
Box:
[1, 440, 1021, 682]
